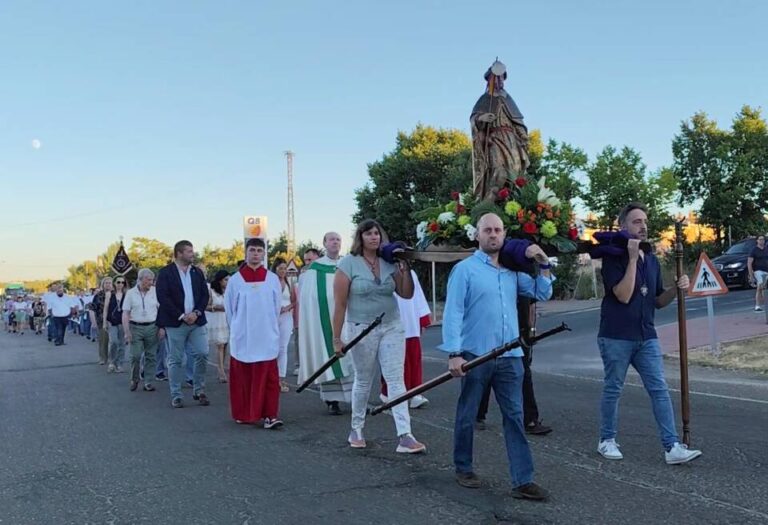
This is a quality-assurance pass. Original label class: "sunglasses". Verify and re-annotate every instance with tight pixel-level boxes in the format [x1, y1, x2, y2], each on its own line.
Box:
[115, 280, 125, 284]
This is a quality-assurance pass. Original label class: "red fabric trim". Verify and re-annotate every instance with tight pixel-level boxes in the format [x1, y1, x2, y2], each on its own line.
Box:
[229, 357, 280, 422]
[239, 265, 267, 283]
[419, 314, 431, 330]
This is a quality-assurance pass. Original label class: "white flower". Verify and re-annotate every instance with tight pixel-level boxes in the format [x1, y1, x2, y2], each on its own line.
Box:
[458, 193, 466, 206]
[416, 221, 428, 240]
[464, 224, 477, 241]
[537, 176, 561, 207]
[437, 211, 456, 225]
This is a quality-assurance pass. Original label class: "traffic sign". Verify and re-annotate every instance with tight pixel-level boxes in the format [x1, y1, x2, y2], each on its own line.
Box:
[688, 252, 728, 297]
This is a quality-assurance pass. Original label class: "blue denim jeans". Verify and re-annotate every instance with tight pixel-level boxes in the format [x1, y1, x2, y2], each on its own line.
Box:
[166, 324, 208, 400]
[454, 354, 534, 488]
[598, 337, 679, 449]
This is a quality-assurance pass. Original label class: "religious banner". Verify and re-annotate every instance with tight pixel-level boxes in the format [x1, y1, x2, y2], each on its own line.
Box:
[111, 242, 133, 275]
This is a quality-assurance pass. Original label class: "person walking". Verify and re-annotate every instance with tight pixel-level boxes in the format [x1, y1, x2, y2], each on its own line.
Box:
[207, 270, 231, 383]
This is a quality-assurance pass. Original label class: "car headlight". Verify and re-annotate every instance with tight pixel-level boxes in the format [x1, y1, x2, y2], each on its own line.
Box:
[725, 262, 744, 269]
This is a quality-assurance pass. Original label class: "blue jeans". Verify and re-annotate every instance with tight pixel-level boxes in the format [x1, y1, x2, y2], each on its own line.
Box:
[80, 312, 91, 337]
[454, 354, 534, 488]
[184, 342, 194, 382]
[598, 337, 679, 450]
[166, 324, 208, 400]
[47, 317, 55, 340]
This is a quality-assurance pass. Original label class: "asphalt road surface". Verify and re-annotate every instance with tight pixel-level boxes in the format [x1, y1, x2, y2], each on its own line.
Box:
[2, 296, 766, 524]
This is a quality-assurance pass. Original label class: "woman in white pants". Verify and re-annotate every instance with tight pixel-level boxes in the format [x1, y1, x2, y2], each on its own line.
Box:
[273, 258, 296, 392]
[332, 219, 426, 454]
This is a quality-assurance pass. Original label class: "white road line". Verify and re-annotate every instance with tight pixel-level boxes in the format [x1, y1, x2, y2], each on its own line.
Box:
[422, 356, 768, 404]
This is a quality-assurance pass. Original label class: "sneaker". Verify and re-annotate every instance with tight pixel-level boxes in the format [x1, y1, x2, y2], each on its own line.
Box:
[597, 439, 623, 460]
[98, 360, 105, 366]
[171, 398, 184, 409]
[115, 367, 125, 374]
[184, 379, 193, 388]
[155, 373, 167, 382]
[327, 401, 342, 416]
[129, 381, 139, 392]
[511, 482, 549, 501]
[348, 429, 366, 449]
[193, 393, 210, 406]
[665, 442, 702, 465]
[107, 364, 116, 373]
[143, 384, 156, 392]
[264, 417, 284, 429]
[455, 472, 481, 489]
[525, 420, 553, 436]
[755, 306, 763, 312]
[396, 434, 426, 454]
[292, 366, 300, 377]
[409, 395, 429, 409]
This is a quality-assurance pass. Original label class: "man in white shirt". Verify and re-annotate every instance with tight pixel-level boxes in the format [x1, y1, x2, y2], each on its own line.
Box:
[122, 269, 161, 392]
[47, 283, 77, 346]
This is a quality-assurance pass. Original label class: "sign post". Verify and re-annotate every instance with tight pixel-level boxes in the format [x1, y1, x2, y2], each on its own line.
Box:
[243, 216, 269, 253]
[688, 251, 729, 355]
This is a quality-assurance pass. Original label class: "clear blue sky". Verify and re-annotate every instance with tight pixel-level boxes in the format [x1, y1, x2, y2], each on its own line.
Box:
[1, 0, 765, 281]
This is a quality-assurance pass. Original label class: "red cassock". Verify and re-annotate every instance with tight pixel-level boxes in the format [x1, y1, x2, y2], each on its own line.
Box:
[381, 314, 431, 395]
[226, 265, 282, 422]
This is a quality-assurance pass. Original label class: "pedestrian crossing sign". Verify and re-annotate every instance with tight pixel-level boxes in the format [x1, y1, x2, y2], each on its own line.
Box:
[688, 252, 728, 297]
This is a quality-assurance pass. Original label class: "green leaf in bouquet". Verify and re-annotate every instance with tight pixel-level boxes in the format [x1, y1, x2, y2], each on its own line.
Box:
[412, 205, 443, 222]
[470, 201, 503, 225]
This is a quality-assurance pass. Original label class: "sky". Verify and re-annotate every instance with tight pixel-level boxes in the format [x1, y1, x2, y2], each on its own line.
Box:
[0, 0, 766, 281]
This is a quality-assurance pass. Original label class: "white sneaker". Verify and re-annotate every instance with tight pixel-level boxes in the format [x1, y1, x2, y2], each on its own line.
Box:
[755, 306, 763, 312]
[409, 395, 429, 409]
[665, 442, 702, 465]
[597, 439, 623, 460]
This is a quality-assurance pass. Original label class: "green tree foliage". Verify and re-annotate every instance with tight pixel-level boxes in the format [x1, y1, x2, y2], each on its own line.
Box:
[128, 237, 173, 271]
[200, 241, 244, 275]
[353, 124, 472, 245]
[583, 146, 676, 237]
[673, 106, 768, 245]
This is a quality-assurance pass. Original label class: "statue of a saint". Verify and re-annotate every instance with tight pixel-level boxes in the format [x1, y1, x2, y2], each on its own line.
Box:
[470, 60, 530, 201]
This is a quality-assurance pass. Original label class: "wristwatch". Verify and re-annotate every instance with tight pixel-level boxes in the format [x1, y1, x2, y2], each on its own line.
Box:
[449, 351, 463, 359]
[193, 310, 202, 317]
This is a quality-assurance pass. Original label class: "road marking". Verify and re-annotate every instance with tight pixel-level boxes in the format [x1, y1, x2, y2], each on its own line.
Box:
[423, 356, 768, 404]
[539, 371, 768, 405]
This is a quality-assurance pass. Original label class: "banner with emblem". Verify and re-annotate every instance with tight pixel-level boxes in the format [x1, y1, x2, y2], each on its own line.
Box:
[111, 242, 133, 275]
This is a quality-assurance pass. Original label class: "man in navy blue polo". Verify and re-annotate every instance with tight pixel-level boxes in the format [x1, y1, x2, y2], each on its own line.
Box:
[597, 202, 702, 465]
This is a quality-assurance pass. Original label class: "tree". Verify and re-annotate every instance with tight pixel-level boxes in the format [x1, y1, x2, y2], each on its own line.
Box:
[200, 241, 244, 275]
[532, 138, 588, 204]
[354, 124, 472, 245]
[583, 146, 676, 237]
[128, 237, 173, 271]
[673, 107, 768, 246]
[267, 232, 302, 268]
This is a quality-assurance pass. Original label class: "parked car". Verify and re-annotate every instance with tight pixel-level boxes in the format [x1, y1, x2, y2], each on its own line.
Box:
[711, 238, 756, 289]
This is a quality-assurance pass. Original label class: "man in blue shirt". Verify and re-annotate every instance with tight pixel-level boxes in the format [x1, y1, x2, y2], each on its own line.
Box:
[597, 202, 702, 465]
[440, 213, 554, 501]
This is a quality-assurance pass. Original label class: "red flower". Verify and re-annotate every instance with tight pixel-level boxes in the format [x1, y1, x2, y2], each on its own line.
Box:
[568, 227, 579, 240]
[429, 222, 439, 233]
[497, 188, 510, 200]
[523, 222, 538, 234]
[456, 204, 466, 214]
[451, 191, 460, 201]
[514, 177, 527, 188]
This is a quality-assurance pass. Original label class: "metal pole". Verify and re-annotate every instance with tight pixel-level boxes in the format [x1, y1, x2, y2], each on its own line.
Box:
[431, 260, 437, 323]
[675, 221, 692, 446]
[706, 296, 718, 354]
[590, 257, 598, 299]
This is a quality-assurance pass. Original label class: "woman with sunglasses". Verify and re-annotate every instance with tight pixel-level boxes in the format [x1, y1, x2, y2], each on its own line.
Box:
[104, 277, 128, 373]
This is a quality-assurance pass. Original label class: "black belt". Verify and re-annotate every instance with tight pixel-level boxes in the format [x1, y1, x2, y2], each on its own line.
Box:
[129, 321, 155, 326]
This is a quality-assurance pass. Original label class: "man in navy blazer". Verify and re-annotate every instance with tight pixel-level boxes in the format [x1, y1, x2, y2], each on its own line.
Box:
[156, 240, 211, 408]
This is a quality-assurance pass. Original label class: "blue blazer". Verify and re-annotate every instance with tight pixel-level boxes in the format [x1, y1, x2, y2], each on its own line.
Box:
[155, 263, 209, 328]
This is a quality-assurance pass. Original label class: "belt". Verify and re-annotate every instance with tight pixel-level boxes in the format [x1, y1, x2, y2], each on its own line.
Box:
[129, 321, 155, 326]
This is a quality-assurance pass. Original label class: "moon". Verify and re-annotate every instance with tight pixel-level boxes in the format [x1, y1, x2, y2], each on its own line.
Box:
[31, 139, 42, 150]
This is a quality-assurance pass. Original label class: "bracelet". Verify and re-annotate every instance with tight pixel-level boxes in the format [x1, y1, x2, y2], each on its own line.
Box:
[449, 351, 463, 359]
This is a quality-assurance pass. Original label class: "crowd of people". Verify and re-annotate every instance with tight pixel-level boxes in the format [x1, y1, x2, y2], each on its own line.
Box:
[2, 203, 705, 502]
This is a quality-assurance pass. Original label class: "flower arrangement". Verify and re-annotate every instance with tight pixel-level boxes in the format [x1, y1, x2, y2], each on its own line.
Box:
[414, 176, 578, 253]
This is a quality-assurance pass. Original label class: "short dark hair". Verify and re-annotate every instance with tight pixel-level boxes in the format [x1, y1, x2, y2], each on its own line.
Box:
[245, 238, 265, 250]
[303, 248, 320, 258]
[174, 240, 193, 257]
[350, 219, 389, 256]
[618, 202, 648, 226]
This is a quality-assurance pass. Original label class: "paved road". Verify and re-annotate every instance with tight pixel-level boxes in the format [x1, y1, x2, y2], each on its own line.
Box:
[2, 300, 767, 525]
